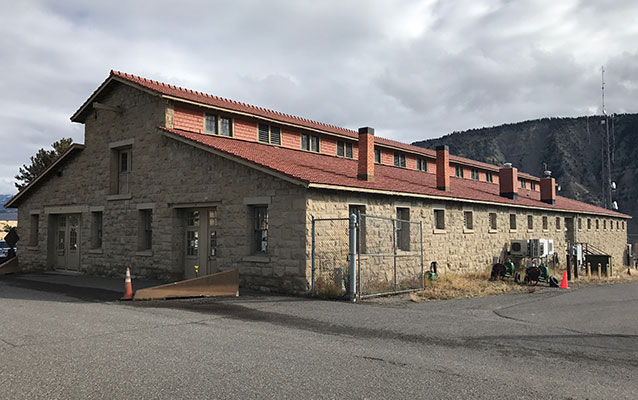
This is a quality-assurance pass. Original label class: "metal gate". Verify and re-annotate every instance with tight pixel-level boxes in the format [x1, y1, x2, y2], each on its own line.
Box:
[311, 213, 424, 300]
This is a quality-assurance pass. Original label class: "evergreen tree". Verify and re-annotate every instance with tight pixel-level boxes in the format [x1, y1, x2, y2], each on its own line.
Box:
[14, 138, 73, 190]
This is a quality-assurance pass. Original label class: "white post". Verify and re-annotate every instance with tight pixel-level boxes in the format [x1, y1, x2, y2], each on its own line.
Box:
[349, 213, 357, 302]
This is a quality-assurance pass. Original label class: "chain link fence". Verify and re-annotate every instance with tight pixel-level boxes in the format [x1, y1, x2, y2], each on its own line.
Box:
[311, 213, 424, 300]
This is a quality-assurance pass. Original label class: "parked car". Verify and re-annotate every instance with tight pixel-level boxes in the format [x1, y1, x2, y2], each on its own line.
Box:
[0, 240, 10, 261]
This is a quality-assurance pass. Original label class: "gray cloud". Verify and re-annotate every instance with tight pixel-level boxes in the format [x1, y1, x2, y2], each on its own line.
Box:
[0, 0, 636, 194]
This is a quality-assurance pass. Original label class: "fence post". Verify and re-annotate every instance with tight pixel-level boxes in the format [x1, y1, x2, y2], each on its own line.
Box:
[349, 213, 357, 302]
[392, 218, 397, 292]
[420, 221, 424, 289]
[357, 213, 362, 301]
[311, 216, 315, 296]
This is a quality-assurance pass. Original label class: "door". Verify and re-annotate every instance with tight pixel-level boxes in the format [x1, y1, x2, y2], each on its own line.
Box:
[54, 214, 81, 271]
[565, 217, 575, 246]
[184, 208, 217, 279]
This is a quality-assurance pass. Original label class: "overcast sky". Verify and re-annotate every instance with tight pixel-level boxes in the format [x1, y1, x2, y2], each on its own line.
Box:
[1, 0, 637, 194]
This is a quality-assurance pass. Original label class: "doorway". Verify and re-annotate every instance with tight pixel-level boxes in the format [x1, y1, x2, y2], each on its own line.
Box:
[184, 208, 217, 279]
[54, 214, 81, 271]
[565, 217, 575, 246]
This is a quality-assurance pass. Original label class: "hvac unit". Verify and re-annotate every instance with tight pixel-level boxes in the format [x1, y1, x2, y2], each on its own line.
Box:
[510, 240, 529, 256]
[547, 239, 554, 255]
[529, 239, 551, 258]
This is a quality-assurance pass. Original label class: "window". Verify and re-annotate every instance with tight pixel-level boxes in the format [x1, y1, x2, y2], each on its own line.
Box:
[556, 217, 561, 230]
[485, 172, 493, 183]
[471, 169, 479, 180]
[603, 220, 607, 230]
[394, 153, 406, 168]
[595, 219, 599, 230]
[622, 221, 625, 230]
[252, 206, 268, 254]
[349, 205, 366, 253]
[209, 208, 217, 257]
[186, 211, 199, 257]
[610, 219, 614, 230]
[617, 221, 620, 230]
[374, 149, 381, 164]
[520, 180, 526, 189]
[464, 211, 474, 230]
[578, 218, 582, 230]
[138, 209, 152, 251]
[258, 123, 281, 145]
[118, 148, 131, 194]
[454, 165, 464, 178]
[337, 141, 353, 158]
[530, 182, 536, 191]
[527, 215, 534, 230]
[434, 209, 445, 230]
[204, 114, 233, 136]
[587, 218, 591, 229]
[510, 214, 517, 230]
[29, 214, 39, 246]
[416, 159, 427, 172]
[301, 134, 320, 152]
[542, 216, 548, 230]
[489, 212, 497, 231]
[396, 208, 410, 251]
[91, 212, 103, 249]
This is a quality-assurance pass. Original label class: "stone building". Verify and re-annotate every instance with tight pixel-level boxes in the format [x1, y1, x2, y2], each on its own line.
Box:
[5, 71, 631, 293]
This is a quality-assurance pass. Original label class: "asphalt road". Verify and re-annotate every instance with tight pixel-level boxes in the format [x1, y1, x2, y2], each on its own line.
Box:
[1, 273, 637, 399]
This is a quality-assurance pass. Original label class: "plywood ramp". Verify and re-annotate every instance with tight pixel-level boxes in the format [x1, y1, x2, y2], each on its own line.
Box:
[133, 269, 239, 300]
[0, 257, 20, 276]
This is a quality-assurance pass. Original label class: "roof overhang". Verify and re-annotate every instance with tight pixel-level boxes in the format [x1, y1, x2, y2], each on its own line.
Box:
[5, 144, 85, 208]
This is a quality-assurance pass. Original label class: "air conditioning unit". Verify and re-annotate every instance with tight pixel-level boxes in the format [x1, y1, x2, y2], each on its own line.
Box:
[547, 239, 554, 255]
[530, 239, 551, 258]
[510, 240, 529, 256]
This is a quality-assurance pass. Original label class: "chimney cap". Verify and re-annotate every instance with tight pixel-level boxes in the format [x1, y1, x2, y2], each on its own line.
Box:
[543, 170, 552, 177]
[358, 127, 375, 136]
[503, 162, 513, 168]
[435, 145, 449, 151]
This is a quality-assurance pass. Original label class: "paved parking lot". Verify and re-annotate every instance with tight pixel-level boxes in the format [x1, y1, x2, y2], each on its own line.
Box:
[1, 272, 637, 399]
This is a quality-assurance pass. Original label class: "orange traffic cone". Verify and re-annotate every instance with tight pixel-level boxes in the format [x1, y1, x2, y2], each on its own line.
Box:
[559, 270, 570, 289]
[121, 267, 134, 300]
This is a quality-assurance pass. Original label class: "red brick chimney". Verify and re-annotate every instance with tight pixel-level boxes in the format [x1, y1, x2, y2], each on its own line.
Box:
[499, 163, 518, 200]
[436, 145, 450, 191]
[540, 170, 556, 204]
[357, 127, 375, 181]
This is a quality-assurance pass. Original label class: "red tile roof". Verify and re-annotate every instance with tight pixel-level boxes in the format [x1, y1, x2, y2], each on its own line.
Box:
[72, 71, 538, 180]
[162, 127, 629, 218]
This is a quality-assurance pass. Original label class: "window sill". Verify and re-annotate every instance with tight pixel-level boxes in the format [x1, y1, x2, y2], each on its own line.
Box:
[88, 249, 103, 254]
[26, 246, 39, 251]
[243, 255, 271, 263]
[136, 250, 153, 257]
[510, 229, 517, 233]
[106, 193, 132, 201]
[488, 229, 498, 234]
[433, 229, 446, 235]
[463, 228, 474, 234]
[527, 229, 534, 233]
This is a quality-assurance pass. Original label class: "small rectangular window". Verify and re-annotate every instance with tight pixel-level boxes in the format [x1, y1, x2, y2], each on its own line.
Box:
[587, 218, 591, 229]
[393, 153, 406, 168]
[337, 141, 353, 158]
[91, 212, 103, 249]
[205, 114, 217, 134]
[520, 180, 526, 189]
[138, 209, 152, 251]
[485, 172, 493, 183]
[556, 217, 561, 230]
[117, 148, 132, 194]
[219, 117, 232, 136]
[301, 134, 309, 150]
[471, 169, 479, 180]
[617, 220, 620, 230]
[205, 114, 233, 136]
[396, 208, 410, 251]
[528, 215, 534, 230]
[489, 212, 497, 231]
[417, 159, 427, 172]
[595, 219, 600, 230]
[434, 209, 445, 230]
[253, 206, 268, 254]
[603, 219, 607, 229]
[578, 218, 582, 230]
[209, 208, 217, 257]
[510, 213, 517, 230]
[374, 149, 381, 164]
[258, 123, 280, 145]
[258, 123, 269, 143]
[270, 126, 281, 145]
[542, 216, 548, 230]
[301, 134, 319, 152]
[30, 214, 39, 246]
[530, 182, 536, 191]
[464, 211, 473, 230]
[310, 135, 319, 152]
[455, 165, 464, 178]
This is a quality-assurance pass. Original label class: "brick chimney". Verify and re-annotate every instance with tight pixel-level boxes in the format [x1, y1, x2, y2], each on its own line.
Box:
[540, 170, 556, 204]
[436, 145, 450, 191]
[357, 127, 375, 181]
[499, 163, 518, 200]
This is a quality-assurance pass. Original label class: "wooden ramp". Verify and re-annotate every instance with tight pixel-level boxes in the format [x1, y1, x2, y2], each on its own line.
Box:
[0, 257, 20, 276]
[133, 269, 239, 300]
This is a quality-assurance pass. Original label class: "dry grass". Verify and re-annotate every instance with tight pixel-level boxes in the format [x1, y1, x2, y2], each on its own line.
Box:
[410, 269, 531, 302]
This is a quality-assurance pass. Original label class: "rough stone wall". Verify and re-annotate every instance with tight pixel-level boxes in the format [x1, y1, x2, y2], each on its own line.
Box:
[575, 216, 628, 270]
[306, 189, 629, 291]
[14, 83, 308, 293]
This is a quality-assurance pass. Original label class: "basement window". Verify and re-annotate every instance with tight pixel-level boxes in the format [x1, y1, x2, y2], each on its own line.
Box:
[454, 165, 464, 178]
[374, 149, 381, 164]
[205, 114, 233, 137]
[394, 153, 406, 168]
[258, 123, 281, 145]
[485, 172, 493, 183]
[471, 169, 479, 180]
[416, 159, 427, 172]
[337, 141, 353, 158]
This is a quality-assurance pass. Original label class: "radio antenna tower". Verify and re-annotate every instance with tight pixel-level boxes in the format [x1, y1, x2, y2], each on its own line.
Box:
[600, 66, 612, 209]
[601, 66, 606, 115]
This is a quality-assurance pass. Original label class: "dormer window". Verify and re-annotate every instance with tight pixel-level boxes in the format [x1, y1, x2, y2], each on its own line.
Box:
[258, 123, 281, 145]
[471, 168, 479, 180]
[416, 159, 427, 172]
[374, 149, 381, 164]
[455, 165, 464, 178]
[301, 134, 320, 152]
[337, 141, 353, 158]
[530, 182, 536, 191]
[205, 114, 232, 137]
[393, 153, 406, 168]
[520, 180, 526, 189]
[485, 172, 493, 183]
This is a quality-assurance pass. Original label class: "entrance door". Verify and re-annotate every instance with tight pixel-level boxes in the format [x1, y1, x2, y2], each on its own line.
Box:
[184, 208, 217, 279]
[565, 217, 575, 246]
[54, 214, 81, 271]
